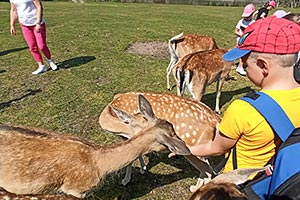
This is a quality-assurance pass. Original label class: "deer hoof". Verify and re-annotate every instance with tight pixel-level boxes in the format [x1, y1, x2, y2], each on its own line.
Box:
[139, 166, 146, 174]
[121, 177, 130, 186]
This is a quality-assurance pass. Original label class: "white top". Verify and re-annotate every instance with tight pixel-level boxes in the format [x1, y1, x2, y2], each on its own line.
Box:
[10, 0, 44, 26]
[235, 18, 255, 42]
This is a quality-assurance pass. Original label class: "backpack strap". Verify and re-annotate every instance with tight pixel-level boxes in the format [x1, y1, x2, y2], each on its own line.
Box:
[241, 91, 295, 142]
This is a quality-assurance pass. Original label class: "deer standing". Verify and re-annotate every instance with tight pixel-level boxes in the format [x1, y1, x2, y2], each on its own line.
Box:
[175, 48, 233, 113]
[99, 92, 221, 188]
[0, 95, 190, 198]
[167, 32, 218, 90]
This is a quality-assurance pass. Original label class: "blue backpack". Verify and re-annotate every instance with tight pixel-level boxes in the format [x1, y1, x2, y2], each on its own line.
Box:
[238, 91, 300, 200]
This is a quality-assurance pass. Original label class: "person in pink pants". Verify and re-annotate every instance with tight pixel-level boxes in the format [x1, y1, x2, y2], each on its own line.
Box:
[10, 0, 58, 75]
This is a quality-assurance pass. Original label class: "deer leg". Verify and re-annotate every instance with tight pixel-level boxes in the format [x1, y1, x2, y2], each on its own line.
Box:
[215, 78, 224, 114]
[121, 156, 146, 185]
[191, 81, 205, 102]
[121, 163, 133, 186]
[138, 155, 146, 174]
[176, 68, 183, 96]
[166, 57, 178, 90]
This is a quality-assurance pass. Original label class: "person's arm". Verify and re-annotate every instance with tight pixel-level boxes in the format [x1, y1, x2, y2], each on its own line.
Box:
[252, 10, 258, 19]
[260, 12, 266, 19]
[33, 0, 43, 32]
[10, 3, 18, 35]
[188, 131, 237, 157]
[234, 28, 242, 37]
[168, 131, 237, 158]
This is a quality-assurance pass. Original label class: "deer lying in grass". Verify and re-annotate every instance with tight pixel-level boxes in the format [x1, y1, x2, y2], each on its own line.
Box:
[167, 32, 218, 90]
[175, 48, 233, 113]
[99, 92, 221, 187]
[189, 167, 269, 200]
[0, 95, 190, 199]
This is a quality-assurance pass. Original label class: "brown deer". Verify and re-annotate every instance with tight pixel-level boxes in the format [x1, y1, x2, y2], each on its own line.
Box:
[99, 92, 221, 187]
[167, 32, 218, 90]
[0, 95, 190, 198]
[175, 48, 233, 114]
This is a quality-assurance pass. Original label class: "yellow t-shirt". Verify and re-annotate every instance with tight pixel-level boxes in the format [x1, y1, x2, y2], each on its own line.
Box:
[220, 87, 300, 172]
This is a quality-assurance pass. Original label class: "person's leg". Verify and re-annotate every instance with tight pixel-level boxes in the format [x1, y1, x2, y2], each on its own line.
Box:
[236, 58, 247, 76]
[21, 24, 47, 74]
[34, 23, 57, 70]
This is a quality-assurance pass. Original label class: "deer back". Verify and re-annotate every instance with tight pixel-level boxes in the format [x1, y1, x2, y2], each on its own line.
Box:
[171, 34, 218, 58]
[99, 92, 221, 146]
[177, 49, 232, 81]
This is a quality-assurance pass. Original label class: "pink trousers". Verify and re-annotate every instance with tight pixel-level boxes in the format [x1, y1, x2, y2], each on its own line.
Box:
[21, 23, 51, 63]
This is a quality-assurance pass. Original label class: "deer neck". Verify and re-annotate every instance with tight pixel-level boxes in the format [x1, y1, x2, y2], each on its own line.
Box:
[95, 130, 155, 178]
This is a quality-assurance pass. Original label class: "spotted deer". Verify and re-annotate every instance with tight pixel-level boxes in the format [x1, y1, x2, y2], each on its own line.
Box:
[0, 95, 190, 198]
[99, 92, 221, 187]
[175, 48, 233, 114]
[167, 32, 219, 90]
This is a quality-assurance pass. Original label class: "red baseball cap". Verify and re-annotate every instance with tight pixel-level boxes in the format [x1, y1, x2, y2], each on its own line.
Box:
[223, 16, 300, 61]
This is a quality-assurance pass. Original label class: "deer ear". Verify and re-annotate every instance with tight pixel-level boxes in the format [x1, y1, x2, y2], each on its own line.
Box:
[110, 106, 133, 125]
[138, 95, 155, 120]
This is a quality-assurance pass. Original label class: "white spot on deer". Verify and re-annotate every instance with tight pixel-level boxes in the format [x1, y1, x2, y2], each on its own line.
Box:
[192, 130, 197, 136]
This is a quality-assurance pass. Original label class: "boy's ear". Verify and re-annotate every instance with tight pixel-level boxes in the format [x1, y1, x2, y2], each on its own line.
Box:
[256, 56, 270, 77]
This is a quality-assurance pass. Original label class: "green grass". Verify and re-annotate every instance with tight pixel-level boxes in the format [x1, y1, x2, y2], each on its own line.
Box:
[1, 2, 299, 199]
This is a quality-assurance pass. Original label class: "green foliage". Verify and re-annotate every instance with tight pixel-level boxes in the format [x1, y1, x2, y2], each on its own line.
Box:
[1, 2, 299, 199]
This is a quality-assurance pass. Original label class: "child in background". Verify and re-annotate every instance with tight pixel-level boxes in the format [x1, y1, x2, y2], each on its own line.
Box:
[234, 3, 255, 75]
[10, 0, 58, 75]
[253, 0, 276, 20]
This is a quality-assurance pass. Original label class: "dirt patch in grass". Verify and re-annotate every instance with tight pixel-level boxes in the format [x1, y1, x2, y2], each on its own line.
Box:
[126, 41, 169, 59]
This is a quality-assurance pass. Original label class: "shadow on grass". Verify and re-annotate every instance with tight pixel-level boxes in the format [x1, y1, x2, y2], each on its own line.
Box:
[0, 89, 42, 110]
[58, 56, 96, 69]
[89, 153, 198, 200]
[202, 86, 252, 111]
[0, 47, 28, 56]
[0, 69, 6, 74]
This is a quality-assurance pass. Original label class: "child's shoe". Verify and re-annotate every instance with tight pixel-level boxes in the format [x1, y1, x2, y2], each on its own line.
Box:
[48, 59, 58, 71]
[236, 65, 247, 76]
[32, 65, 47, 75]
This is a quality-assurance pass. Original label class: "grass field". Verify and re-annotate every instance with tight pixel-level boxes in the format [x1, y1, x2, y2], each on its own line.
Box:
[0, 2, 299, 199]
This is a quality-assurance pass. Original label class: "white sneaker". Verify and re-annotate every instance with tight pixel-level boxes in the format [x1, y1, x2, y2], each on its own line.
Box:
[48, 59, 58, 71]
[32, 65, 47, 75]
[236, 65, 247, 76]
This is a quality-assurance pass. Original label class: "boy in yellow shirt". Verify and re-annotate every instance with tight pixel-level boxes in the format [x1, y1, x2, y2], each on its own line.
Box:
[180, 16, 300, 173]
